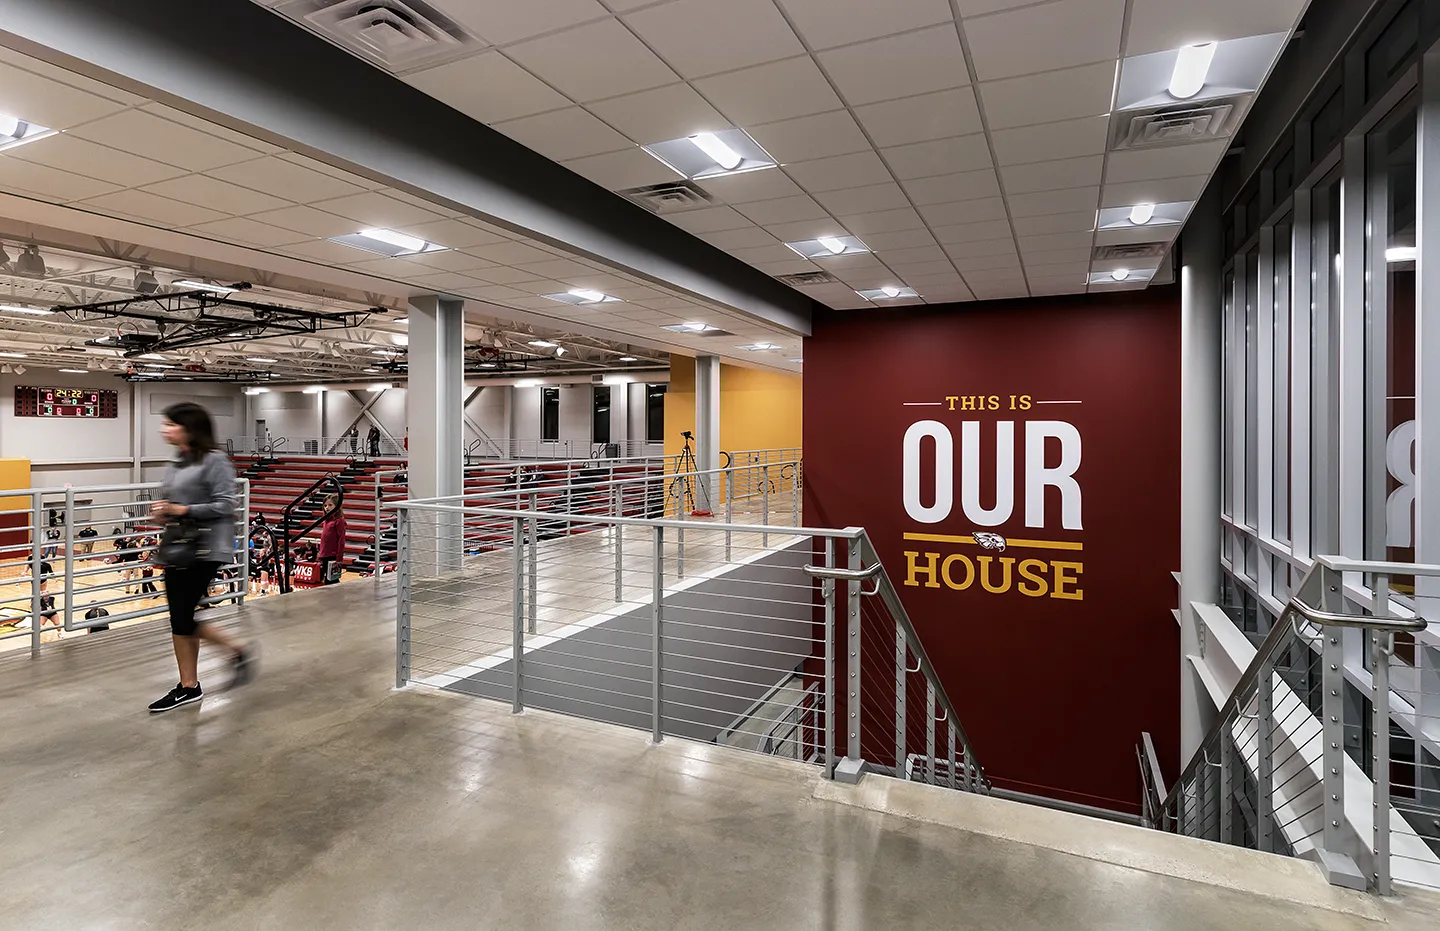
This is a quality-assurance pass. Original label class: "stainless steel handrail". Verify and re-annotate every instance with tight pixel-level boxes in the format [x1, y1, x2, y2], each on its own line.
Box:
[1289, 593, 1427, 631]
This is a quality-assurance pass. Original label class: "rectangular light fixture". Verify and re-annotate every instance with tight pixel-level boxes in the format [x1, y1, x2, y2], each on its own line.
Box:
[544, 289, 621, 305]
[372, 349, 399, 356]
[138, 353, 168, 360]
[515, 378, 540, 388]
[173, 280, 239, 293]
[662, 322, 719, 334]
[0, 113, 56, 152]
[856, 287, 918, 301]
[617, 356, 638, 362]
[1168, 42, 1216, 100]
[690, 132, 742, 170]
[368, 383, 392, 392]
[528, 340, 558, 348]
[144, 363, 177, 369]
[786, 236, 870, 259]
[243, 387, 270, 395]
[391, 333, 408, 346]
[737, 342, 780, 351]
[642, 129, 776, 179]
[1387, 246, 1417, 263]
[303, 385, 326, 394]
[329, 228, 448, 257]
[0, 303, 52, 315]
[247, 357, 278, 363]
[58, 368, 88, 374]
[2, 351, 34, 358]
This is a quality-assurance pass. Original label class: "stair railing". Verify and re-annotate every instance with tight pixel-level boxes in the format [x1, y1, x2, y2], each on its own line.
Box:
[278, 473, 344, 593]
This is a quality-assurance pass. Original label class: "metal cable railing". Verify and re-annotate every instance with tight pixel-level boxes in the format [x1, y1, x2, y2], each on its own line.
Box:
[1148, 557, 1440, 894]
[389, 486, 986, 795]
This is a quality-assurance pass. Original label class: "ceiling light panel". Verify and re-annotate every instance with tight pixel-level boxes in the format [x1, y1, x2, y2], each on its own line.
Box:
[784, 236, 870, 259]
[1115, 33, 1289, 111]
[544, 289, 621, 305]
[856, 287, 919, 301]
[329, 228, 448, 257]
[643, 129, 776, 179]
[1088, 269, 1156, 285]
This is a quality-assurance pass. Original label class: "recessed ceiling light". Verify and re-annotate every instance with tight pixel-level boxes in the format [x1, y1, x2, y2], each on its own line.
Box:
[1387, 246, 1417, 263]
[138, 353, 167, 360]
[789, 358, 803, 364]
[1128, 203, 1155, 225]
[617, 356, 638, 362]
[373, 349, 399, 356]
[243, 386, 270, 395]
[515, 378, 540, 388]
[1168, 42, 1216, 100]
[57, 368, 87, 374]
[391, 333, 408, 346]
[544, 289, 620, 305]
[785, 237, 870, 259]
[643, 129, 776, 179]
[1111, 268, 1130, 281]
[144, 363, 177, 369]
[0, 351, 31, 358]
[0, 112, 55, 152]
[303, 385, 327, 394]
[0, 303, 52, 315]
[528, 340, 557, 348]
[363, 367, 380, 373]
[368, 383, 392, 392]
[689, 132, 742, 170]
[570, 288, 605, 302]
[662, 322, 719, 334]
[247, 357, 278, 363]
[856, 287, 918, 301]
[173, 279, 240, 294]
[329, 229, 447, 257]
[738, 342, 780, 351]
[818, 237, 846, 255]
[478, 362, 497, 369]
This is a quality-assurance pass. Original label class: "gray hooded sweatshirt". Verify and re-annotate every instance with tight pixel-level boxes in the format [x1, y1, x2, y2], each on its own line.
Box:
[159, 449, 238, 564]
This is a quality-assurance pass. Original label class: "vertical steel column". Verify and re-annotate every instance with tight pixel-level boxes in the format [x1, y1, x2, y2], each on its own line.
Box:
[823, 537, 836, 779]
[846, 536, 862, 764]
[613, 514, 623, 604]
[527, 491, 538, 635]
[1320, 578, 1347, 860]
[30, 492, 42, 656]
[792, 462, 800, 528]
[394, 509, 411, 687]
[651, 525, 664, 743]
[62, 487, 74, 631]
[1219, 727, 1234, 844]
[894, 621, 906, 776]
[762, 465, 770, 547]
[512, 515, 524, 713]
[925, 682, 937, 785]
[1258, 657, 1276, 852]
[964, 745, 974, 792]
[1372, 573, 1394, 896]
[373, 472, 384, 590]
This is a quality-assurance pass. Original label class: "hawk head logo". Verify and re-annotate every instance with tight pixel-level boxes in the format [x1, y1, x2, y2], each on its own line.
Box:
[973, 531, 1007, 552]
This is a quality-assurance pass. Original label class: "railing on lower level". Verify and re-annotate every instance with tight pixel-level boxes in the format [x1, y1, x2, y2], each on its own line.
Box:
[1147, 557, 1440, 895]
[389, 497, 984, 795]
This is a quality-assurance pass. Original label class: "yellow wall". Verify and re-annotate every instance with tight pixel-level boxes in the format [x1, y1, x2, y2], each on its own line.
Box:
[0, 458, 32, 510]
[664, 361, 802, 459]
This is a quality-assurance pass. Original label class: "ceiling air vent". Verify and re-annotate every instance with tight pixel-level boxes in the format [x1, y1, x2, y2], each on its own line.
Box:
[619, 180, 715, 215]
[776, 271, 838, 286]
[273, 0, 476, 72]
[1111, 98, 1243, 150]
[1093, 243, 1168, 262]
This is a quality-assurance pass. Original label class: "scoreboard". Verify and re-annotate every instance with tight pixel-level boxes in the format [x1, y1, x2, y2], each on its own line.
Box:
[14, 386, 119, 418]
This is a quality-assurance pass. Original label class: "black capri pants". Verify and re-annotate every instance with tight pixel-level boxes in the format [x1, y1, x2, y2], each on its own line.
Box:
[164, 562, 221, 636]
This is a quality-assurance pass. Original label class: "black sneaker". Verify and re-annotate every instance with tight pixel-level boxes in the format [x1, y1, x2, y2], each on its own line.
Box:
[231, 647, 256, 689]
[148, 683, 203, 713]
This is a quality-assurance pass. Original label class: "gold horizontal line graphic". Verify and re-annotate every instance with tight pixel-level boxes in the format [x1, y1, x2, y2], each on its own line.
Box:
[902, 532, 1084, 552]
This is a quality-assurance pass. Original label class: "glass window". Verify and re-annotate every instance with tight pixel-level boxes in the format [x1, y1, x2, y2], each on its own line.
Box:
[645, 383, 667, 444]
[541, 387, 559, 441]
[1272, 145, 1295, 199]
[1366, 0, 1418, 100]
[1312, 87, 1345, 157]
[1273, 220, 1293, 544]
[1244, 247, 1260, 530]
[593, 386, 611, 445]
[1222, 268, 1236, 520]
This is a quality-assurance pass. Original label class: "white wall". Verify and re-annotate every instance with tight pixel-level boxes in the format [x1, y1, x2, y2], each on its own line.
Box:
[465, 386, 510, 449]
[559, 386, 591, 443]
[251, 389, 322, 443]
[512, 386, 542, 441]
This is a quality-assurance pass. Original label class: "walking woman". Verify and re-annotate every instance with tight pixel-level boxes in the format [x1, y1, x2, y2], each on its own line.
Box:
[147, 402, 256, 713]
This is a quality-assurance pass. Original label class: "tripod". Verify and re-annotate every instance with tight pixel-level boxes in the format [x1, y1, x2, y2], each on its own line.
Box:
[675, 432, 713, 517]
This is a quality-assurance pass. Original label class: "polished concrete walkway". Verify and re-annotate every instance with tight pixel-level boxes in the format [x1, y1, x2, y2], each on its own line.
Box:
[1, 581, 1435, 930]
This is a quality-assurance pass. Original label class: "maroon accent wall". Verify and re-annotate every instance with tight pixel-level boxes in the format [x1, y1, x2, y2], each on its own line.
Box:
[803, 289, 1182, 812]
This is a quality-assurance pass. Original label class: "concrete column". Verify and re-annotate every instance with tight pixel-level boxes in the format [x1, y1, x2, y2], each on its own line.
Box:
[407, 295, 465, 570]
[695, 356, 720, 514]
[1179, 184, 1223, 758]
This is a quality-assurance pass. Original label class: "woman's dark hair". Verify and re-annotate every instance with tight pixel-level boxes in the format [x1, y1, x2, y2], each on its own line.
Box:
[163, 402, 218, 461]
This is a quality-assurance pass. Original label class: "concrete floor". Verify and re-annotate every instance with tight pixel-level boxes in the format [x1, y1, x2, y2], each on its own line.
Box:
[2, 580, 1436, 930]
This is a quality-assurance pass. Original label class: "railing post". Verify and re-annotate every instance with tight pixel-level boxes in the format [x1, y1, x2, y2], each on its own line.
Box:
[895, 620, 906, 776]
[1372, 573, 1393, 896]
[395, 509, 411, 688]
[791, 462, 799, 528]
[1219, 728, 1233, 844]
[948, 723, 958, 790]
[512, 515, 524, 713]
[30, 492, 43, 656]
[830, 534, 864, 782]
[724, 466, 733, 561]
[651, 524, 664, 744]
[926, 681, 937, 785]
[373, 471, 383, 590]
[823, 537, 836, 780]
[762, 465, 770, 546]
[527, 491, 538, 635]
[238, 478, 250, 605]
[1257, 657, 1276, 852]
[677, 499, 686, 579]
[62, 486, 74, 631]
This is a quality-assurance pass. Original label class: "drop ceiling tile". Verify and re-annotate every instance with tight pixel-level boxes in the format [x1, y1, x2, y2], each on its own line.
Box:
[6, 134, 183, 188]
[836, 207, 925, 234]
[918, 196, 1007, 226]
[954, 252, 1019, 271]
[901, 170, 1001, 205]
[429, 0, 608, 44]
[1022, 247, 1092, 266]
[812, 252, 882, 270]
[276, 153, 385, 189]
[857, 229, 938, 251]
[275, 238, 378, 264]
[881, 135, 992, 180]
[966, 0, 1124, 81]
[819, 25, 970, 107]
[0, 155, 119, 202]
[402, 52, 569, 125]
[1093, 224, 1179, 247]
[518, 258, 606, 279]
[944, 237, 1019, 259]
[746, 111, 871, 164]
[777, 0, 954, 50]
[0, 60, 133, 130]
[70, 109, 263, 171]
[701, 168, 806, 205]
[921, 288, 974, 303]
[1104, 140, 1229, 184]
[904, 272, 966, 286]
[141, 104, 285, 154]
[1012, 211, 1096, 235]
[564, 147, 683, 189]
[188, 217, 310, 248]
[310, 191, 448, 228]
[693, 56, 844, 126]
[467, 285, 535, 302]
[588, 83, 729, 143]
[142, 175, 291, 215]
[465, 240, 557, 265]
[737, 194, 829, 225]
[494, 107, 635, 160]
[665, 206, 754, 233]
[1101, 175, 1208, 208]
[784, 151, 894, 193]
[1001, 155, 1104, 195]
[979, 63, 1117, 131]
[393, 218, 509, 249]
[990, 115, 1111, 165]
[1006, 185, 1098, 218]
[624, 0, 805, 79]
[207, 156, 367, 203]
[969, 284, 1029, 300]
[854, 88, 982, 147]
[467, 265, 547, 285]
[1124, 0, 1307, 57]
[699, 226, 780, 250]
[931, 219, 1014, 243]
[402, 250, 499, 273]
[885, 260, 958, 277]
[813, 182, 910, 216]
[1018, 230, 1094, 252]
[506, 19, 678, 102]
[607, 285, 668, 301]
[1024, 261, 1090, 278]
[756, 259, 825, 276]
[763, 217, 852, 241]
[413, 271, 494, 292]
[878, 245, 947, 265]
[81, 189, 225, 227]
[963, 266, 1028, 282]
[954, 0, 1033, 13]
[247, 205, 358, 238]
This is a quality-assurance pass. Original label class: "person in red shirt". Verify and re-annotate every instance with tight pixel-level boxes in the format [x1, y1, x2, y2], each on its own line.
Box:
[318, 494, 347, 585]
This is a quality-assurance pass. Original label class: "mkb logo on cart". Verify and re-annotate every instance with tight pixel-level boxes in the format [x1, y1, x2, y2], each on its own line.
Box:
[899, 399, 1085, 602]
